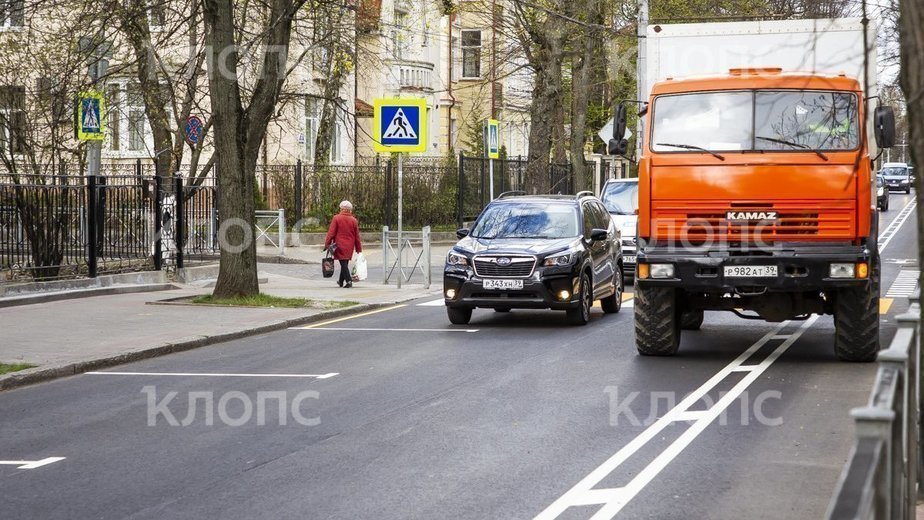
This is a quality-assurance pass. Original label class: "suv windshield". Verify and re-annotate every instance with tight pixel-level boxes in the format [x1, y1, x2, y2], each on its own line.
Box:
[881, 167, 908, 176]
[652, 90, 859, 152]
[601, 182, 639, 215]
[470, 202, 579, 239]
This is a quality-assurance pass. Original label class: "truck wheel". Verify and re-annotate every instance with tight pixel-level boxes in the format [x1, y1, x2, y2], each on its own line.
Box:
[834, 286, 879, 362]
[447, 306, 473, 325]
[600, 265, 624, 314]
[680, 310, 704, 330]
[567, 273, 592, 326]
[634, 284, 681, 356]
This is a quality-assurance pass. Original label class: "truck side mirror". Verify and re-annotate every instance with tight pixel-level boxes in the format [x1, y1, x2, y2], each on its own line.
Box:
[608, 103, 629, 156]
[874, 106, 896, 149]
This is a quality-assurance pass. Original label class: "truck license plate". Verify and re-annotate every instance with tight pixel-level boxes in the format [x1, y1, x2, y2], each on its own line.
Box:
[724, 265, 778, 278]
[483, 279, 524, 290]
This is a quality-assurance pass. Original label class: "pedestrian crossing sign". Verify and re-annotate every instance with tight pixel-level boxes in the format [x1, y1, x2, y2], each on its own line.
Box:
[76, 91, 105, 141]
[485, 119, 500, 159]
[374, 98, 427, 153]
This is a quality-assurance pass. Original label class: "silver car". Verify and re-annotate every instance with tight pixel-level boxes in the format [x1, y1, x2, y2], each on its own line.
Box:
[600, 178, 639, 275]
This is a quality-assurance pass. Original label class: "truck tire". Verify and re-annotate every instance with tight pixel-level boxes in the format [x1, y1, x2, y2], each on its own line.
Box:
[447, 306, 473, 325]
[834, 285, 879, 362]
[635, 284, 681, 356]
[567, 273, 593, 326]
[680, 310, 704, 330]
[600, 265, 624, 314]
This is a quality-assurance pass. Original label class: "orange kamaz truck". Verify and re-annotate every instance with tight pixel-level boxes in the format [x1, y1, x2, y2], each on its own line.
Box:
[609, 19, 896, 360]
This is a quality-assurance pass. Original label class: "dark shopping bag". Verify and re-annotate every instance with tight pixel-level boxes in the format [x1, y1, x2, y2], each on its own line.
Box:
[322, 249, 335, 278]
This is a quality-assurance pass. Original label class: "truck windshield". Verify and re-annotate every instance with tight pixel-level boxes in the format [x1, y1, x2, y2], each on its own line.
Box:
[601, 182, 639, 215]
[470, 203, 579, 239]
[651, 90, 860, 153]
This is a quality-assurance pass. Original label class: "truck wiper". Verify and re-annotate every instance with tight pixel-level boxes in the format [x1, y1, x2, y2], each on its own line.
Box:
[655, 143, 725, 161]
[756, 136, 829, 161]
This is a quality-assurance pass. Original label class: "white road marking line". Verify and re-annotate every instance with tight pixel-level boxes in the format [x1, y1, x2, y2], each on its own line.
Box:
[417, 299, 446, 306]
[0, 457, 66, 469]
[535, 316, 819, 520]
[295, 327, 478, 333]
[879, 198, 917, 253]
[886, 270, 920, 298]
[86, 372, 339, 379]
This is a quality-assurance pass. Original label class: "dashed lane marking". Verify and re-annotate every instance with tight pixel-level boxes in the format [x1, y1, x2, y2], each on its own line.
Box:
[878, 198, 917, 253]
[0, 457, 66, 469]
[86, 372, 339, 379]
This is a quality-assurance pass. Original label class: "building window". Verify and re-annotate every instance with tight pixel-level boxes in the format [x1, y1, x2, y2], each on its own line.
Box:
[0, 0, 24, 29]
[461, 29, 481, 79]
[305, 98, 319, 160]
[0, 85, 24, 154]
[105, 80, 154, 155]
[148, 4, 166, 31]
[393, 5, 409, 59]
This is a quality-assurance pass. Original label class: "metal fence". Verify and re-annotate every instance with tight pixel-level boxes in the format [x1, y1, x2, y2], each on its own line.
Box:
[827, 290, 921, 519]
[1, 173, 219, 282]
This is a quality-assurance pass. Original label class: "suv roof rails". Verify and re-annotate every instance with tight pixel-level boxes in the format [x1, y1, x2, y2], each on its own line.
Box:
[575, 190, 594, 199]
[497, 190, 527, 199]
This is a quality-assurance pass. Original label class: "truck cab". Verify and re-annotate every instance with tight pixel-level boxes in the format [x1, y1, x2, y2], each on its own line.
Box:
[610, 68, 896, 361]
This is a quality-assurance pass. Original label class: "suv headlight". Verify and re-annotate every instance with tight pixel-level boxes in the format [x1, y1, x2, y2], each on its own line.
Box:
[447, 251, 469, 266]
[543, 251, 574, 267]
[877, 186, 884, 196]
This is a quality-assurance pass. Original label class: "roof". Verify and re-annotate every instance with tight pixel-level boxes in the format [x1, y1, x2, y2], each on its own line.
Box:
[650, 70, 862, 96]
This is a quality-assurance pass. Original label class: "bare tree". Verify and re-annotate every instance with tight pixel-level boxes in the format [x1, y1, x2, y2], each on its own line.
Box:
[203, 0, 308, 298]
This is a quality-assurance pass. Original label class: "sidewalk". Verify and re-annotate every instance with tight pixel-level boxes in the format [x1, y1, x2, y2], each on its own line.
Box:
[0, 262, 441, 391]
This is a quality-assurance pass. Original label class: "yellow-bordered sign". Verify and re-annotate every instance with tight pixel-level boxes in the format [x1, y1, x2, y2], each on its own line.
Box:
[373, 97, 427, 153]
[76, 91, 105, 141]
[485, 119, 500, 159]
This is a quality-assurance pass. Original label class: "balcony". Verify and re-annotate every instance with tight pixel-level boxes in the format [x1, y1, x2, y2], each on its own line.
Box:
[391, 60, 435, 92]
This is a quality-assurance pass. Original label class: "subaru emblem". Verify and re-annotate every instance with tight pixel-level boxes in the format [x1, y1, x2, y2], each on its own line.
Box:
[496, 257, 512, 266]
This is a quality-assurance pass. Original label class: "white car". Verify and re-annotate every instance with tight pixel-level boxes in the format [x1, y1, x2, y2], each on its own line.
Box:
[600, 178, 639, 275]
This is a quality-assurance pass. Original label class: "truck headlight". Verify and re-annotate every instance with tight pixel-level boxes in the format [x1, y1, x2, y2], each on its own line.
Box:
[650, 264, 675, 279]
[447, 252, 469, 266]
[829, 263, 855, 278]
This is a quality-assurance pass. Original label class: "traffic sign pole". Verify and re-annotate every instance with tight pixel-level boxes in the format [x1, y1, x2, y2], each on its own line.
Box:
[489, 158, 494, 200]
[397, 153, 403, 289]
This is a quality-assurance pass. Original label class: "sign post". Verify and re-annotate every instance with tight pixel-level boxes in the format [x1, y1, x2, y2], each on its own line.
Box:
[374, 98, 427, 288]
[485, 119, 500, 199]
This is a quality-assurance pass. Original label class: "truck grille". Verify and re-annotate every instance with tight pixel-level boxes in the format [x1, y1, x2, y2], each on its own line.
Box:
[473, 256, 536, 278]
[651, 201, 856, 243]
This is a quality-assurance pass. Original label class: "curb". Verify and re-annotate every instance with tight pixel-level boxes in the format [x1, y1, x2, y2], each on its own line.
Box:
[0, 283, 179, 308]
[0, 301, 396, 392]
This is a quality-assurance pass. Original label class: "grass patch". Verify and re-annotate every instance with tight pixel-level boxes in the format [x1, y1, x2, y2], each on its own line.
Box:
[191, 293, 358, 310]
[0, 363, 36, 375]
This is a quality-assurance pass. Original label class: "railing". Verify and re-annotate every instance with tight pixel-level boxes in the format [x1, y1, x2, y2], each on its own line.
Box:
[382, 225, 431, 289]
[255, 209, 286, 256]
[826, 290, 921, 520]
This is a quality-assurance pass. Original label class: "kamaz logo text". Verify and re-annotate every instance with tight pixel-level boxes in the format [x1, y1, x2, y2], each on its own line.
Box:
[726, 211, 778, 221]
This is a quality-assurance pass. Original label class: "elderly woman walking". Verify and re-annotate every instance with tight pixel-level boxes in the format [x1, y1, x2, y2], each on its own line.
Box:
[324, 200, 363, 288]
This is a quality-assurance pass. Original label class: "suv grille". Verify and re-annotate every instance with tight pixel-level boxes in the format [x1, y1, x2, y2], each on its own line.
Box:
[473, 256, 536, 278]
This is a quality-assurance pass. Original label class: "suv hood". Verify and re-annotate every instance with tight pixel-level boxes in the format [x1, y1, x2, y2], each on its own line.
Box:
[455, 236, 580, 256]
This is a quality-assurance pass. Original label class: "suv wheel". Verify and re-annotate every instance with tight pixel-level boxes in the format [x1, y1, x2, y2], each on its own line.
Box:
[567, 273, 592, 326]
[635, 283, 681, 356]
[600, 265, 623, 314]
[447, 306, 473, 325]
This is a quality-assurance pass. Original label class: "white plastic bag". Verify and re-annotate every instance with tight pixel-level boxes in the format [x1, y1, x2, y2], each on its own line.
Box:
[352, 253, 368, 281]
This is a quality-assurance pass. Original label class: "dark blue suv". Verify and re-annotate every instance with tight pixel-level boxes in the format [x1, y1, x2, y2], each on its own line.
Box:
[443, 192, 624, 325]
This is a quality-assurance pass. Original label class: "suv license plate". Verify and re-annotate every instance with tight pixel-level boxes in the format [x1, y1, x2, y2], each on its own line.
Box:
[483, 279, 523, 290]
[724, 265, 778, 278]
[624, 255, 637, 264]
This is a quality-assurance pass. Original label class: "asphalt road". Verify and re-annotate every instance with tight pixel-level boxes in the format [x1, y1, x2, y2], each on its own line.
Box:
[0, 192, 918, 520]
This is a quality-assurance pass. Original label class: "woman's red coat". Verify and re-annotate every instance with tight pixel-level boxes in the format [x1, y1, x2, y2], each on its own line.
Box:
[324, 211, 363, 260]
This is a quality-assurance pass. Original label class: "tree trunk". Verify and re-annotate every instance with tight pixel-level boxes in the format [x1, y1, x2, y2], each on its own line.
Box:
[899, 0, 924, 313]
[525, 25, 564, 194]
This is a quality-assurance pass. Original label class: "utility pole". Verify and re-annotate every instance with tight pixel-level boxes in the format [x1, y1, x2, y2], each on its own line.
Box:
[636, 0, 648, 162]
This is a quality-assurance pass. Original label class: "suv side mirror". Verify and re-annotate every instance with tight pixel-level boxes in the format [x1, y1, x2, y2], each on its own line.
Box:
[608, 103, 629, 156]
[589, 228, 608, 242]
[874, 106, 896, 149]
[456, 228, 470, 239]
